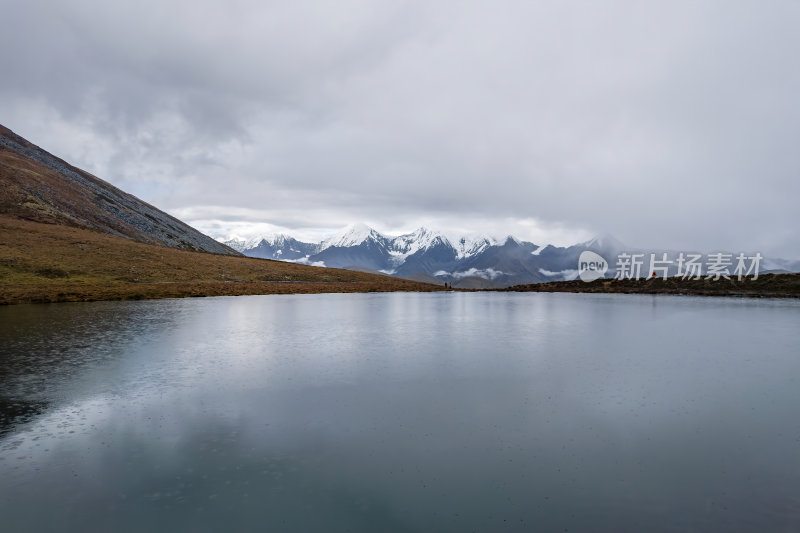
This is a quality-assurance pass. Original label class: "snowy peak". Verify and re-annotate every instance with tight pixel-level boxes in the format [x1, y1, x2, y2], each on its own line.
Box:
[321, 223, 385, 249]
[262, 233, 291, 245]
[223, 237, 265, 252]
[392, 227, 450, 254]
[582, 233, 626, 252]
[384, 227, 452, 268]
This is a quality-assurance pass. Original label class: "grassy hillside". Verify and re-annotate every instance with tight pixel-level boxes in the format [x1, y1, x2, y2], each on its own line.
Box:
[505, 274, 800, 298]
[0, 216, 444, 305]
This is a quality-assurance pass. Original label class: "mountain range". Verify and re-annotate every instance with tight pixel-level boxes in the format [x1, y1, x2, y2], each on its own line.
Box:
[223, 224, 624, 287]
[224, 224, 800, 288]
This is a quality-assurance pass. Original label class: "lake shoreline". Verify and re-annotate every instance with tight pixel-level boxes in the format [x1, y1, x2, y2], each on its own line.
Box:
[502, 273, 800, 299]
[6, 274, 800, 305]
[0, 280, 449, 305]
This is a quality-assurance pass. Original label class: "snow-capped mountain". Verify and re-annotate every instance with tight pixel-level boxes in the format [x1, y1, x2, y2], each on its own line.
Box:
[396, 227, 448, 251]
[223, 234, 318, 260]
[392, 229, 457, 277]
[455, 235, 498, 259]
[319, 223, 388, 250]
[581, 233, 626, 252]
[219, 224, 800, 287]
[224, 237, 266, 253]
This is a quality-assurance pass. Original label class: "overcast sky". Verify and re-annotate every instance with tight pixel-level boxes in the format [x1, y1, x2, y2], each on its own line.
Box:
[2, 0, 798, 256]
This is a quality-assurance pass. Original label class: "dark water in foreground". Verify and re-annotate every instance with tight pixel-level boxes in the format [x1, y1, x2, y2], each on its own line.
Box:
[1, 293, 799, 532]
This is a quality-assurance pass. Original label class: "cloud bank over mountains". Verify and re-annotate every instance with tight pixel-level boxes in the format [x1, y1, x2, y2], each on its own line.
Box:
[2, 1, 799, 257]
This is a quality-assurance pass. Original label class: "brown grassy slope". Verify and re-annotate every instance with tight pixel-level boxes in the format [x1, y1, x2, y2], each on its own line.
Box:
[0, 216, 445, 305]
[504, 274, 800, 298]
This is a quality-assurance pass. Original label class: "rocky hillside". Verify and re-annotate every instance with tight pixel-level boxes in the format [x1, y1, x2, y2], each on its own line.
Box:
[0, 124, 237, 255]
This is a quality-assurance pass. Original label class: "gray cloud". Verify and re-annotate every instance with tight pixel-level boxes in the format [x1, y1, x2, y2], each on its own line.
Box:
[1, 0, 798, 256]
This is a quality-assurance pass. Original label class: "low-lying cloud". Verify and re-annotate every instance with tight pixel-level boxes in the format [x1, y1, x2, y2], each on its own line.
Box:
[2, 0, 798, 257]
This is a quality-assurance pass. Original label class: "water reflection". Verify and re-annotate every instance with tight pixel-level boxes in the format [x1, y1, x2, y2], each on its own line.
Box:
[0, 300, 182, 436]
[1, 293, 800, 532]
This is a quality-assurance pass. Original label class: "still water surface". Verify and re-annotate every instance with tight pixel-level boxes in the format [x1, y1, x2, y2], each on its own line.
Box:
[1, 292, 799, 532]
